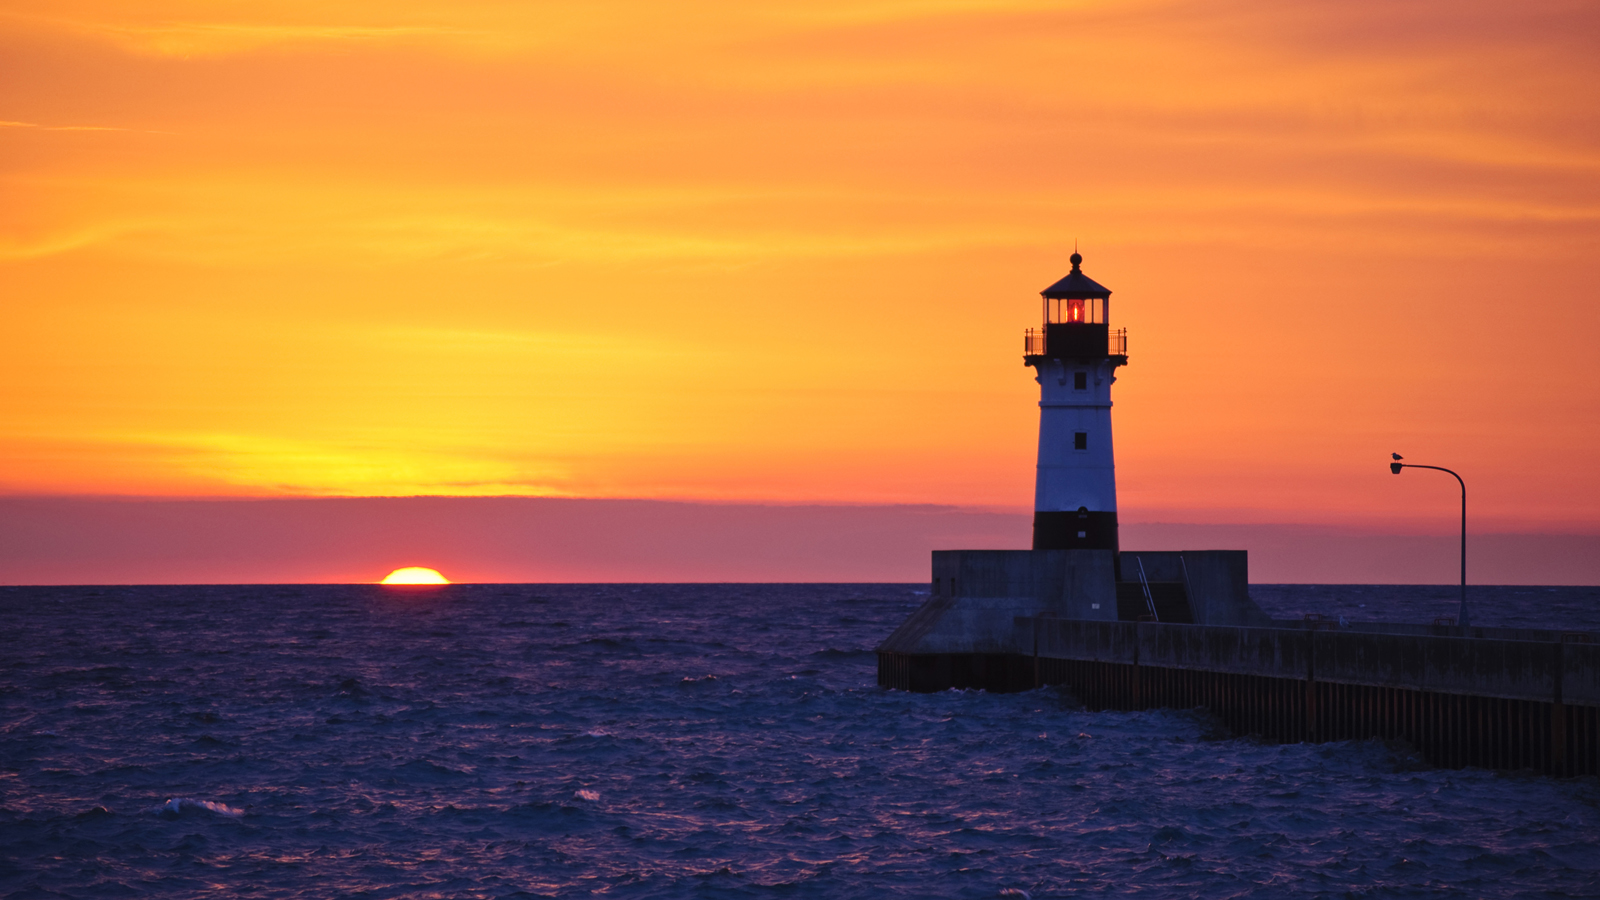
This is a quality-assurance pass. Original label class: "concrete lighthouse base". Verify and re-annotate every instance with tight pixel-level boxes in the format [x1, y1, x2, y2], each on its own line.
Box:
[876, 548, 1270, 692]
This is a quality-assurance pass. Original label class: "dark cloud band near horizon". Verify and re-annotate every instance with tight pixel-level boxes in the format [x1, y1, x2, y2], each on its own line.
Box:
[1, 496, 1594, 586]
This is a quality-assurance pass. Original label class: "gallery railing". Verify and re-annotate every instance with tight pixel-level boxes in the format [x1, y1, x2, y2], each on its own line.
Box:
[1023, 327, 1127, 357]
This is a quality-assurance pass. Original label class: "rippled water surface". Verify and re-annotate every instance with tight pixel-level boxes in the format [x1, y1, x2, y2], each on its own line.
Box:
[3, 584, 1599, 899]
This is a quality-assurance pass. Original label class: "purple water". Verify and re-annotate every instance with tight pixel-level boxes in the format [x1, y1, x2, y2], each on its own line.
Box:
[2, 583, 1598, 898]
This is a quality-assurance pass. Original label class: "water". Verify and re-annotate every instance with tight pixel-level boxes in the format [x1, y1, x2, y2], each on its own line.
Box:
[1248, 584, 1600, 632]
[3, 583, 1599, 899]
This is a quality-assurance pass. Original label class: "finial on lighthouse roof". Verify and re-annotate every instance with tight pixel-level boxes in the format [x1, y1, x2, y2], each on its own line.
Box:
[1041, 248, 1110, 300]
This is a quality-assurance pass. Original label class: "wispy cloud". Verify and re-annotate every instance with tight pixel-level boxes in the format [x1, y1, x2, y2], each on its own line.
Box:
[0, 119, 177, 135]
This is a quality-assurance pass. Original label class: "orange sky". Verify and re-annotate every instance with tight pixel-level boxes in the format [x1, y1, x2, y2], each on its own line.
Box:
[3, 0, 1598, 533]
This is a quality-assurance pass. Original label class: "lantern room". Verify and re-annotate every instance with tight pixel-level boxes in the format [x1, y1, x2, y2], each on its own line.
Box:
[1023, 252, 1126, 361]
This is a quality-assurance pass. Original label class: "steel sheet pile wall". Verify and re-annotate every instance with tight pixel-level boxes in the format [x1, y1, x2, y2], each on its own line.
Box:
[877, 619, 1600, 775]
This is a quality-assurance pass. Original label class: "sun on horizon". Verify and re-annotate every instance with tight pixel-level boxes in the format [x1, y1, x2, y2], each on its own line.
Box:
[380, 567, 450, 585]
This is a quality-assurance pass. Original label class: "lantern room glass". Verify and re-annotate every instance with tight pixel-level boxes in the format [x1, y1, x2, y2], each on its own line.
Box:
[1044, 296, 1106, 325]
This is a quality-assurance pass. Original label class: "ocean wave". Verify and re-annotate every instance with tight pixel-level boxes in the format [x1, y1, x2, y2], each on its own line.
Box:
[391, 759, 474, 781]
[146, 797, 245, 818]
[809, 648, 874, 659]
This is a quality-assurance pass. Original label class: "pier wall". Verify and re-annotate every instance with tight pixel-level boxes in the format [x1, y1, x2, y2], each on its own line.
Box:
[877, 617, 1600, 775]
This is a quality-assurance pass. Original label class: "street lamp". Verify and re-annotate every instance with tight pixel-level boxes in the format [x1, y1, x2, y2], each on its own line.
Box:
[1389, 453, 1468, 629]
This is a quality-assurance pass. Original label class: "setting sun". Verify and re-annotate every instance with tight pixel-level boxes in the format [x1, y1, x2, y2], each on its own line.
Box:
[380, 567, 450, 585]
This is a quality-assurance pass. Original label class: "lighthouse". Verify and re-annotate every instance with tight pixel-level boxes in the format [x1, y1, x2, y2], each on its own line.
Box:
[875, 251, 1267, 691]
[1024, 252, 1127, 551]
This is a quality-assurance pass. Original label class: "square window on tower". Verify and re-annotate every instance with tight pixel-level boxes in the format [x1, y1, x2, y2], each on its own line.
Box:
[1074, 431, 1088, 450]
[1074, 371, 1087, 390]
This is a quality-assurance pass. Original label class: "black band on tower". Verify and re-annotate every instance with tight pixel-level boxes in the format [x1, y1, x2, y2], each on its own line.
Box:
[1031, 510, 1119, 551]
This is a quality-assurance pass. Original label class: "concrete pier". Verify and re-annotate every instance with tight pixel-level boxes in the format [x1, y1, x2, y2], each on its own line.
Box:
[878, 615, 1600, 775]
[878, 549, 1600, 775]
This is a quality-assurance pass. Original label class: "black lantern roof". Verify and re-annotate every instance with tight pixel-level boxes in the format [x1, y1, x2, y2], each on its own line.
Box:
[1041, 252, 1111, 300]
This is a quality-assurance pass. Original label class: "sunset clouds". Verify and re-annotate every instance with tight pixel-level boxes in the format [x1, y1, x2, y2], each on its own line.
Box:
[2, 0, 1597, 531]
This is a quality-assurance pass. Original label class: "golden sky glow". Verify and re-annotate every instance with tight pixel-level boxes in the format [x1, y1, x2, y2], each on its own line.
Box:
[2, 0, 1598, 530]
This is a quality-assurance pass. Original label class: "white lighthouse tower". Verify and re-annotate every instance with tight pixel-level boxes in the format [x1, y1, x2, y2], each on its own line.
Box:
[1024, 251, 1127, 551]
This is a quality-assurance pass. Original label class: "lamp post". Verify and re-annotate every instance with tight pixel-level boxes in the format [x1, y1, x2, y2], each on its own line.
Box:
[1389, 453, 1468, 629]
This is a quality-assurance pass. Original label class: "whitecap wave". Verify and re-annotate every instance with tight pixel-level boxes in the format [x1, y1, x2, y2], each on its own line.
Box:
[146, 797, 245, 818]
